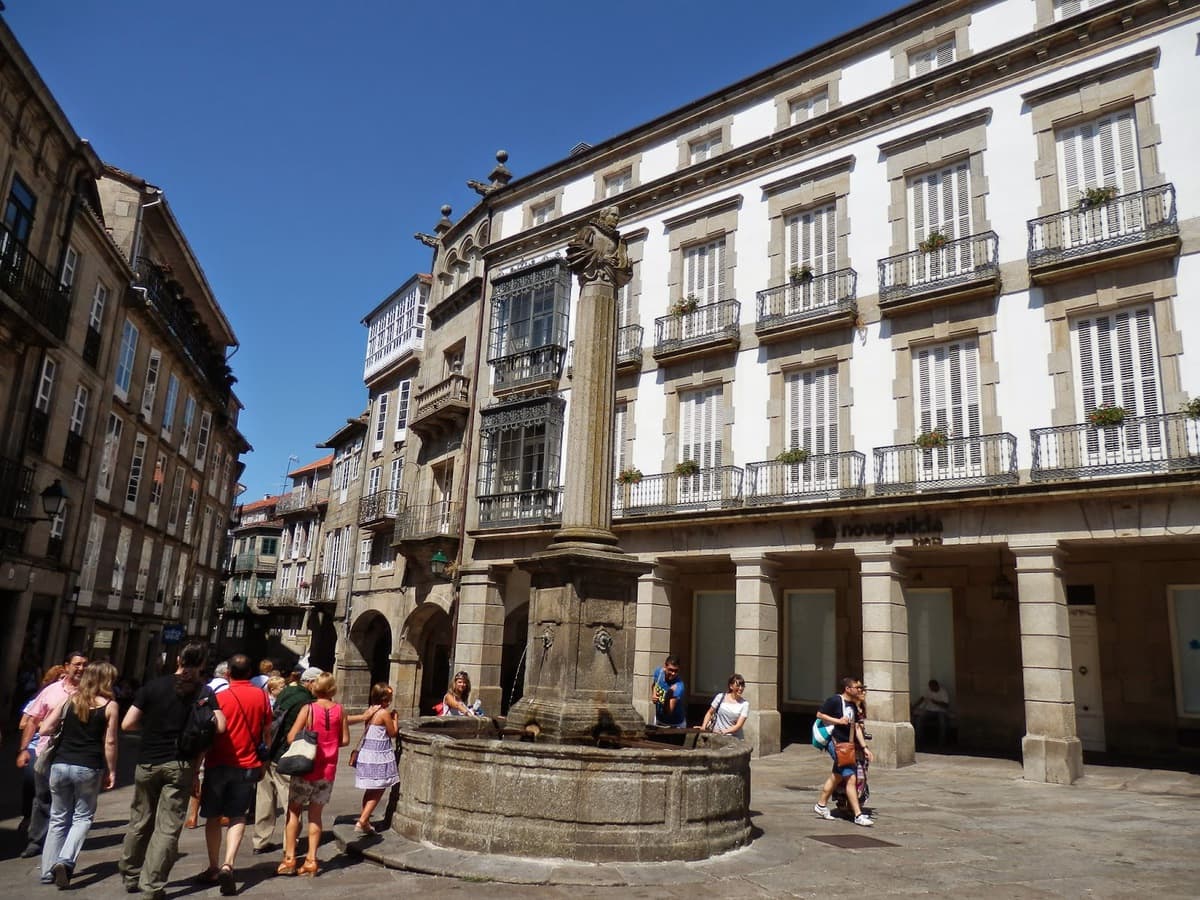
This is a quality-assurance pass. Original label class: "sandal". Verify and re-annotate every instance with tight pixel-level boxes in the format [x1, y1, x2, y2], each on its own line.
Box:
[217, 864, 237, 896]
[276, 857, 297, 876]
[298, 858, 320, 877]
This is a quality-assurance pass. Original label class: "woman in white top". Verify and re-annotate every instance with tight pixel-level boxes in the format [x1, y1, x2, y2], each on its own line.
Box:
[699, 674, 750, 739]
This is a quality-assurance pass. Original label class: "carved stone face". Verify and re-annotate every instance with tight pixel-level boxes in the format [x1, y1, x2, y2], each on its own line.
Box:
[599, 206, 619, 229]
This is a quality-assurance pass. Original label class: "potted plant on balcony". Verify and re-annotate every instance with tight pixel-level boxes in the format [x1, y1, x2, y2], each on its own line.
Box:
[674, 459, 701, 477]
[670, 294, 700, 317]
[1079, 185, 1118, 209]
[918, 230, 949, 253]
[617, 467, 644, 485]
[1182, 397, 1200, 419]
[789, 264, 814, 285]
[1087, 403, 1126, 427]
[776, 447, 811, 464]
[915, 426, 949, 449]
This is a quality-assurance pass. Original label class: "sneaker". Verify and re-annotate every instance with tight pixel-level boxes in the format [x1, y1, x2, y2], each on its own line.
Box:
[813, 803, 834, 820]
[854, 813, 875, 827]
[52, 862, 71, 889]
[21, 843, 41, 859]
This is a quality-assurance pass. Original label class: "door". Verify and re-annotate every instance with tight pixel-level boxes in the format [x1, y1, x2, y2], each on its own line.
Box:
[913, 339, 982, 479]
[908, 161, 971, 283]
[907, 589, 957, 706]
[1068, 605, 1106, 751]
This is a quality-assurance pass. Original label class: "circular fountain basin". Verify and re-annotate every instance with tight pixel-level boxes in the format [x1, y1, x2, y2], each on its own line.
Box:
[393, 717, 752, 863]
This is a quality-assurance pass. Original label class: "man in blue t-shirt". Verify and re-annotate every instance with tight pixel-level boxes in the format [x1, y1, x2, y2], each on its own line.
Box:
[650, 655, 686, 727]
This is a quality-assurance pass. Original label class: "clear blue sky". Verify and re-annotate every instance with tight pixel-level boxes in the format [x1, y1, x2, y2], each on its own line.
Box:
[6, 0, 900, 500]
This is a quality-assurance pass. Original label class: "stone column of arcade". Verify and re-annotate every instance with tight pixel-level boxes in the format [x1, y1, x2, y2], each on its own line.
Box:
[633, 562, 677, 724]
[1013, 545, 1083, 784]
[858, 551, 916, 767]
[733, 556, 781, 756]
[455, 564, 506, 716]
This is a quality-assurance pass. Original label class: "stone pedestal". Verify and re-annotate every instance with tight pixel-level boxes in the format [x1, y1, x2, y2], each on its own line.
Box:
[733, 557, 781, 757]
[1014, 547, 1083, 785]
[859, 552, 915, 768]
[506, 548, 652, 741]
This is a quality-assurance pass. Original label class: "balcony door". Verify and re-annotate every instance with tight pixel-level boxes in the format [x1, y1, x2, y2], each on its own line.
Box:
[908, 161, 971, 283]
[914, 339, 981, 479]
[1056, 109, 1142, 245]
[785, 365, 838, 493]
[683, 238, 725, 338]
[1072, 306, 1164, 466]
[679, 385, 722, 504]
[785, 203, 837, 310]
[430, 461, 453, 533]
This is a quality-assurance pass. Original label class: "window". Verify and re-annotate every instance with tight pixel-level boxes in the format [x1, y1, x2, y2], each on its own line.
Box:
[1054, 0, 1098, 20]
[909, 38, 955, 77]
[35, 355, 56, 412]
[167, 470, 184, 531]
[135, 537, 154, 604]
[785, 590, 836, 703]
[368, 465, 381, 496]
[113, 525, 132, 593]
[786, 364, 838, 463]
[161, 373, 179, 439]
[115, 319, 139, 401]
[141, 349, 162, 420]
[88, 282, 107, 331]
[1057, 109, 1141, 241]
[359, 538, 372, 573]
[195, 410, 212, 468]
[689, 132, 722, 164]
[488, 261, 571, 388]
[614, 402, 628, 476]
[1168, 587, 1200, 716]
[913, 338, 981, 477]
[98, 414, 124, 502]
[260, 537, 278, 556]
[78, 515, 104, 601]
[603, 168, 632, 197]
[47, 501, 67, 559]
[678, 385, 723, 475]
[126, 434, 148, 513]
[477, 396, 564, 524]
[909, 161, 972, 277]
[3, 174, 36, 244]
[156, 545, 173, 607]
[394, 379, 412, 442]
[60, 246, 78, 292]
[788, 89, 829, 125]
[69, 384, 89, 435]
[182, 479, 199, 542]
[180, 395, 196, 455]
[373, 392, 389, 451]
[148, 454, 166, 525]
[683, 238, 726, 306]
[530, 200, 555, 226]
[692, 591, 735, 695]
[389, 457, 403, 494]
[785, 203, 837, 309]
[907, 589, 957, 704]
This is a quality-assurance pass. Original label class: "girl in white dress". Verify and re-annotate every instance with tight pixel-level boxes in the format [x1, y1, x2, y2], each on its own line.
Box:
[699, 674, 750, 739]
[351, 683, 398, 834]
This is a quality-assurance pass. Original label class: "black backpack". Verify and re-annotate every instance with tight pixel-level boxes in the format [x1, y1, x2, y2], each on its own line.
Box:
[177, 684, 218, 758]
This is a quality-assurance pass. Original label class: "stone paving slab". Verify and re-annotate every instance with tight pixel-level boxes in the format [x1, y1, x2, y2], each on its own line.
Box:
[1, 735, 1198, 898]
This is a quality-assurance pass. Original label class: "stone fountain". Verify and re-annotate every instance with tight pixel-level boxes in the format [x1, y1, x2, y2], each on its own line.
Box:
[389, 207, 752, 864]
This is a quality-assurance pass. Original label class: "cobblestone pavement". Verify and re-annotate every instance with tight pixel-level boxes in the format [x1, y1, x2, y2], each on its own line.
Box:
[1, 733, 1197, 898]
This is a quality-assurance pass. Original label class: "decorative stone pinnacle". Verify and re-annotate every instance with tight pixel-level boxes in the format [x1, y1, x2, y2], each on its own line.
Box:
[489, 149, 512, 188]
[434, 205, 453, 236]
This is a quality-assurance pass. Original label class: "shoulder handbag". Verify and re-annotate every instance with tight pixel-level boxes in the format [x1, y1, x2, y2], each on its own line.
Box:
[276, 703, 319, 776]
[348, 707, 375, 768]
[33, 700, 71, 777]
[834, 740, 857, 767]
[703, 693, 725, 732]
[811, 718, 834, 749]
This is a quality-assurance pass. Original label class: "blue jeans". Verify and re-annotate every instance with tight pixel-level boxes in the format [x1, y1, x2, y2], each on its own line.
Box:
[41, 763, 103, 880]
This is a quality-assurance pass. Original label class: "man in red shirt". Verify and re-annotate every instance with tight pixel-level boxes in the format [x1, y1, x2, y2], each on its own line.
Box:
[197, 654, 270, 895]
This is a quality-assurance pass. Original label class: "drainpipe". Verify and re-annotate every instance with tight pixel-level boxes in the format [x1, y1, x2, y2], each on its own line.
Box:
[129, 187, 163, 266]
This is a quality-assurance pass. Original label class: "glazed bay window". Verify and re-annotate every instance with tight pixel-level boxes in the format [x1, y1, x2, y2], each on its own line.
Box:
[488, 260, 570, 391]
[477, 395, 564, 527]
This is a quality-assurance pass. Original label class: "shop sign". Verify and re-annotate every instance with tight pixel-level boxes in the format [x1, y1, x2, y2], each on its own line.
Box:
[814, 514, 944, 546]
[162, 624, 185, 643]
[93, 629, 114, 649]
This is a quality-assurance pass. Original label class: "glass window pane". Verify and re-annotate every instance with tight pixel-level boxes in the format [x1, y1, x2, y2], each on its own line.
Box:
[693, 591, 735, 696]
[1170, 587, 1200, 715]
[907, 589, 956, 702]
[786, 590, 836, 703]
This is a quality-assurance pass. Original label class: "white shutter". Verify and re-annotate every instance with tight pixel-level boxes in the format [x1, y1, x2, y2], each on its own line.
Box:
[679, 386, 722, 470]
[909, 162, 971, 246]
[913, 339, 980, 438]
[684, 238, 726, 306]
[1057, 109, 1140, 205]
[613, 402, 628, 475]
[126, 433, 148, 513]
[113, 526, 132, 593]
[1073, 307, 1160, 417]
[141, 349, 161, 420]
[910, 39, 954, 77]
[69, 384, 89, 435]
[787, 204, 837, 275]
[1055, 0, 1085, 20]
[374, 393, 389, 450]
[195, 410, 212, 469]
[35, 356, 56, 412]
[785, 366, 838, 456]
[157, 544, 173, 607]
[394, 379, 412, 442]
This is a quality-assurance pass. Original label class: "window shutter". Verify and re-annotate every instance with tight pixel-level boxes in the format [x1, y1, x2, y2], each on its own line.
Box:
[1055, 0, 1084, 19]
[1057, 109, 1139, 204]
[684, 239, 725, 305]
[914, 340, 980, 437]
[1074, 307, 1160, 417]
[613, 402, 627, 475]
[935, 39, 955, 69]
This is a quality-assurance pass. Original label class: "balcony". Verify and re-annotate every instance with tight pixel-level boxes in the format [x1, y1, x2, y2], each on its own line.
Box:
[1031, 411, 1200, 482]
[230, 552, 278, 575]
[755, 269, 858, 342]
[62, 431, 84, 475]
[358, 489, 405, 531]
[410, 373, 471, 439]
[873, 432, 1018, 495]
[309, 573, 339, 604]
[617, 324, 643, 372]
[878, 232, 999, 314]
[653, 299, 740, 365]
[0, 456, 34, 552]
[0, 224, 71, 339]
[491, 344, 567, 395]
[396, 500, 461, 542]
[1027, 184, 1179, 284]
[614, 466, 744, 517]
[478, 488, 562, 529]
[744, 452, 867, 505]
[275, 486, 329, 515]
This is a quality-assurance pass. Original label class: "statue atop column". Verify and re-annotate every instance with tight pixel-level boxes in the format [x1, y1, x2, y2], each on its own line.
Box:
[565, 206, 633, 290]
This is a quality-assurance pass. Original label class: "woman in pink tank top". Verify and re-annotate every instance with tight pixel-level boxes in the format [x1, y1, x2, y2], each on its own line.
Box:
[277, 672, 348, 877]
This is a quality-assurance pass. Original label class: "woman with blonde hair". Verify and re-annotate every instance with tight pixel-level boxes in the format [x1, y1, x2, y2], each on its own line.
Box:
[441, 671, 481, 716]
[277, 672, 348, 877]
[36, 661, 119, 888]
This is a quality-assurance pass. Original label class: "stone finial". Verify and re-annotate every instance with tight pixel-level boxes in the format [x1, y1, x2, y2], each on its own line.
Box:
[434, 204, 453, 236]
[489, 150, 512, 189]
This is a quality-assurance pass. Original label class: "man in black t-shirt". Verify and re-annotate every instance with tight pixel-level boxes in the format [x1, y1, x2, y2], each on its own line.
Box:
[813, 676, 874, 827]
[118, 642, 226, 900]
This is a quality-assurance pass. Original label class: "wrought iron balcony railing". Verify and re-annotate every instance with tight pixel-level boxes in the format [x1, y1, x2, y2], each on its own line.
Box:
[1031, 411, 1200, 481]
[614, 466, 744, 516]
[478, 487, 562, 529]
[0, 224, 71, 339]
[744, 451, 867, 505]
[1027, 184, 1178, 268]
[358, 490, 405, 527]
[275, 486, 329, 515]
[755, 269, 857, 333]
[309, 573, 339, 603]
[0, 455, 34, 521]
[654, 299, 740, 357]
[874, 432, 1018, 495]
[395, 500, 461, 541]
[878, 231, 999, 303]
[617, 324, 643, 366]
[491, 344, 567, 391]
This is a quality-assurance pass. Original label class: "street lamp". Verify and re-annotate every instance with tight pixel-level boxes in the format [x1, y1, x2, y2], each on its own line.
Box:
[430, 550, 450, 578]
[22, 479, 68, 522]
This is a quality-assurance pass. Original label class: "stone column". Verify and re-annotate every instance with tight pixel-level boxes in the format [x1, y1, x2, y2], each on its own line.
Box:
[858, 551, 915, 768]
[1013, 546, 1083, 784]
[633, 562, 676, 723]
[455, 565, 506, 717]
[733, 557, 781, 757]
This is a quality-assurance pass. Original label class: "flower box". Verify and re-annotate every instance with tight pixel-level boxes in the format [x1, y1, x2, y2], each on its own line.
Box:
[1079, 186, 1118, 209]
[1087, 404, 1126, 427]
[789, 265, 814, 285]
[616, 468, 643, 485]
[674, 459, 700, 477]
[776, 448, 810, 464]
[918, 230, 948, 253]
[1182, 398, 1200, 420]
[670, 295, 700, 317]
[915, 428, 949, 449]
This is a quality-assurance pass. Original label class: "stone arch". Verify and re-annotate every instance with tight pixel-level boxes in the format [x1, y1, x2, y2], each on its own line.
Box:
[341, 608, 392, 708]
[400, 598, 453, 716]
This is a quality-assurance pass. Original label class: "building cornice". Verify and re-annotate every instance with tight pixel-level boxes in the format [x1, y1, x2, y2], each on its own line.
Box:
[877, 108, 991, 156]
[760, 154, 857, 197]
[662, 194, 744, 231]
[1019, 46, 1160, 105]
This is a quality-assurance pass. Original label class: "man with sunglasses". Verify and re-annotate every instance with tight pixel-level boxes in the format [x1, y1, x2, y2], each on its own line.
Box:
[813, 677, 874, 827]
